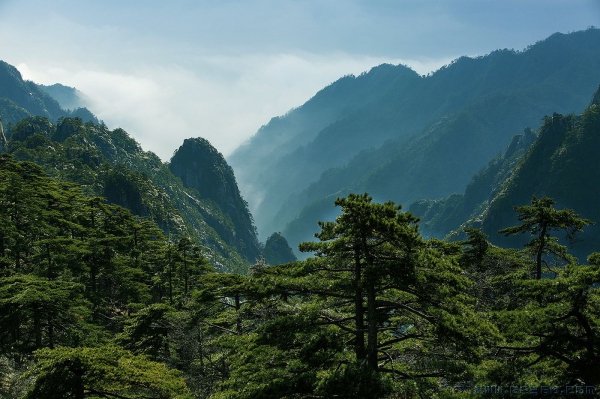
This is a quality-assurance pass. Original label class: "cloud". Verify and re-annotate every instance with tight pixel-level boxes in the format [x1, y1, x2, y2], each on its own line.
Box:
[1, 0, 598, 161]
[3, 1, 445, 160]
[20, 52, 433, 160]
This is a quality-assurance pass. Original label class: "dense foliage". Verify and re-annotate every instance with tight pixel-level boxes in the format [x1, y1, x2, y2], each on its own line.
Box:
[1, 29, 600, 399]
[1, 159, 598, 397]
[1, 115, 266, 272]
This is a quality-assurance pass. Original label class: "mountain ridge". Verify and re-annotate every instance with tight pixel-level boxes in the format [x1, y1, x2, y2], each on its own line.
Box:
[1, 116, 252, 271]
[411, 85, 600, 260]
[169, 137, 261, 263]
[0, 61, 96, 126]
[229, 28, 600, 254]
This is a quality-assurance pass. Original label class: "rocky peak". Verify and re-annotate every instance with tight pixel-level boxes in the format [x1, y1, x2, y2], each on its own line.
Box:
[169, 137, 260, 262]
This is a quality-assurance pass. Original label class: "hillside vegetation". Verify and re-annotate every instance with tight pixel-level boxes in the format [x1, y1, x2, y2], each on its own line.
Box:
[1, 29, 600, 398]
[1, 167, 599, 397]
[229, 28, 600, 256]
[411, 85, 600, 261]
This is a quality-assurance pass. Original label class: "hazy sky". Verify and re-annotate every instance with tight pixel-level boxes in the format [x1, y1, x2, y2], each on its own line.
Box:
[0, 0, 598, 160]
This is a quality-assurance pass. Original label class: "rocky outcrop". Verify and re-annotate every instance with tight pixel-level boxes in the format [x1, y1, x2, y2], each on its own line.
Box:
[169, 138, 261, 262]
[0, 118, 6, 152]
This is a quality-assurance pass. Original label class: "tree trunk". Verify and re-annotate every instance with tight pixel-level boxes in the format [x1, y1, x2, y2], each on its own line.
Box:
[235, 294, 241, 333]
[34, 303, 42, 348]
[48, 314, 54, 349]
[536, 224, 547, 280]
[362, 235, 378, 370]
[353, 245, 366, 362]
[366, 268, 378, 370]
[46, 243, 53, 280]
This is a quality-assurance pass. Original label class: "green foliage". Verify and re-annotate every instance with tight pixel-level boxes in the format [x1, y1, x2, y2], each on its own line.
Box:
[24, 346, 192, 399]
[0, 275, 89, 352]
[457, 221, 600, 388]
[215, 194, 499, 398]
[485, 262, 600, 387]
[0, 159, 598, 397]
[9, 117, 55, 143]
[4, 117, 252, 272]
[0, 355, 32, 399]
[0, 155, 201, 396]
[117, 303, 178, 360]
[499, 195, 593, 279]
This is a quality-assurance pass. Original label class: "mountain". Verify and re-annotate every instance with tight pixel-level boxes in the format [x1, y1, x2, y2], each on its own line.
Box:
[261, 232, 297, 266]
[169, 138, 261, 263]
[411, 86, 600, 260]
[37, 83, 90, 111]
[229, 28, 600, 255]
[409, 127, 537, 239]
[1, 116, 256, 272]
[0, 59, 296, 271]
[229, 64, 423, 236]
[479, 91, 600, 258]
[0, 61, 63, 124]
[0, 61, 96, 127]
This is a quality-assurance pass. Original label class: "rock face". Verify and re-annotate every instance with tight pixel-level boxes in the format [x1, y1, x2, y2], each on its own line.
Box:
[0, 118, 6, 152]
[262, 232, 297, 266]
[169, 138, 261, 262]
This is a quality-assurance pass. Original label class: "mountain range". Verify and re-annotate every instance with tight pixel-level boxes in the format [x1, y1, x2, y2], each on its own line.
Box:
[0, 61, 97, 126]
[229, 28, 600, 257]
[2, 27, 600, 398]
[1, 28, 599, 266]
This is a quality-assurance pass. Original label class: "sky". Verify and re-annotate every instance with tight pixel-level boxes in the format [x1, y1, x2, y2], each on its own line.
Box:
[0, 0, 598, 161]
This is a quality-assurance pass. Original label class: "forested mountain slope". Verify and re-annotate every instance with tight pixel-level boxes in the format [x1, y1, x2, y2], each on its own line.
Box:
[2, 33, 600, 399]
[0, 57, 297, 270]
[411, 86, 600, 260]
[230, 28, 600, 255]
[479, 92, 600, 258]
[410, 127, 537, 239]
[0, 61, 96, 126]
[1, 116, 257, 272]
[37, 82, 90, 112]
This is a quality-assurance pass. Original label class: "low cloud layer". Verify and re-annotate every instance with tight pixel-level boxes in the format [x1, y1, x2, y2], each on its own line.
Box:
[1, 0, 598, 160]
[18, 53, 430, 159]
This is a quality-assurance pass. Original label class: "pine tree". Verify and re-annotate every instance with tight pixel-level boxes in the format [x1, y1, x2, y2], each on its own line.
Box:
[499, 195, 593, 279]
[216, 194, 496, 398]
